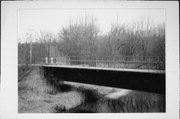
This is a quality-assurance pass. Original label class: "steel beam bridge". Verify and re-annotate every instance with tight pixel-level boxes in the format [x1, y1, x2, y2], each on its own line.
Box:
[41, 65, 165, 94]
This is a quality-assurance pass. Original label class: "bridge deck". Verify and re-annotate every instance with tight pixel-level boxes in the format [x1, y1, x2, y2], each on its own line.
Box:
[41, 64, 165, 74]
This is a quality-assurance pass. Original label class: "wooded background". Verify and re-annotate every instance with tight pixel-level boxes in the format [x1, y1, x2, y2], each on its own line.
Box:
[18, 16, 165, 69]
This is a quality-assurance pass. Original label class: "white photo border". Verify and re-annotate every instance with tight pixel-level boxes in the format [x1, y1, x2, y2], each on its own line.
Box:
[1, 1, 179, 119]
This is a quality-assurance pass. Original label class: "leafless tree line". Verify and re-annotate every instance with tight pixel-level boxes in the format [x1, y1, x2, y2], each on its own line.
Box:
[18, 15, 165, 69]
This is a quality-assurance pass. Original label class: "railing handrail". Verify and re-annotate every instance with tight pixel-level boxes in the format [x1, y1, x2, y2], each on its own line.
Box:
[41, 55, 165, 70]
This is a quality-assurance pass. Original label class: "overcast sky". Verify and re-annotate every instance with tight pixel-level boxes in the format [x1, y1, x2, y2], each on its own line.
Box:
[18, 8, 165, 41]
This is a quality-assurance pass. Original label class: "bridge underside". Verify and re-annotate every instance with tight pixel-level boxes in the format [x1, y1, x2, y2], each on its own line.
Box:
[41, 65, 165, 94]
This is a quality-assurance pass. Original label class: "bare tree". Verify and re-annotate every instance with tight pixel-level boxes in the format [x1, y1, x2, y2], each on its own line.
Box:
[58, 15, 99, 66]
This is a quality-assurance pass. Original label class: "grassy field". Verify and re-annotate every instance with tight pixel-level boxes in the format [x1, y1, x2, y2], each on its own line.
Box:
[18, 67, 83, 113]
[18, 67, 165, 113]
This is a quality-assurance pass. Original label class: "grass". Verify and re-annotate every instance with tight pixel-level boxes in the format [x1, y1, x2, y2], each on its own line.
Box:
[97, 91, 165, 113]
[18, 65, 31, 76]
[57, 87, 101, 113]
[76, 87, 102, 103]
[18, 67, 83, 113]
[64, 88, 165, 113]
[41, 68, 74, 93]
[18, 67, 57, 101]
[54, 104, 66, 113]
[18, 65, 32, 82]
[19, 67, 165, 113]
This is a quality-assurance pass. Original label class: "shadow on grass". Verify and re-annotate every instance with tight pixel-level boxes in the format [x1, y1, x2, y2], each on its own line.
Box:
[44, 81, 74, 94]
[40, 68, 74, 94]
[75, 87, 102, 104]
[56, 82, 74, 92]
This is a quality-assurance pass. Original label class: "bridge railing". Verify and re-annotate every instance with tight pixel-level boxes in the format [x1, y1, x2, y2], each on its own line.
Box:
[43, 56, 165, 70]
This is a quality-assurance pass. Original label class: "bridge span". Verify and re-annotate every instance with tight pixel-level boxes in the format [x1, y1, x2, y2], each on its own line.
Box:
[40, 64, 165, 94]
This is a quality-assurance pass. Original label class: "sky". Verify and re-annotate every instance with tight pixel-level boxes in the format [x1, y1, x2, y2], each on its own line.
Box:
[18, 8, 165, 42]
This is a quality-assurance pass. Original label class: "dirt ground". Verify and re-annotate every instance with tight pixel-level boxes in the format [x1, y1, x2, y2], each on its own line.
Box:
[18, 67, 165, 113]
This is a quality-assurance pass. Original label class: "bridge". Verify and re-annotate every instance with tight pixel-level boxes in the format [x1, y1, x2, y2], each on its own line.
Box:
[41, 64, 165, 94]
[20, 45, 166, 95]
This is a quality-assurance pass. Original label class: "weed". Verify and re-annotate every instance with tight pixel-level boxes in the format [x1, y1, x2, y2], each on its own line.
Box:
[54, 104, 66, 113]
